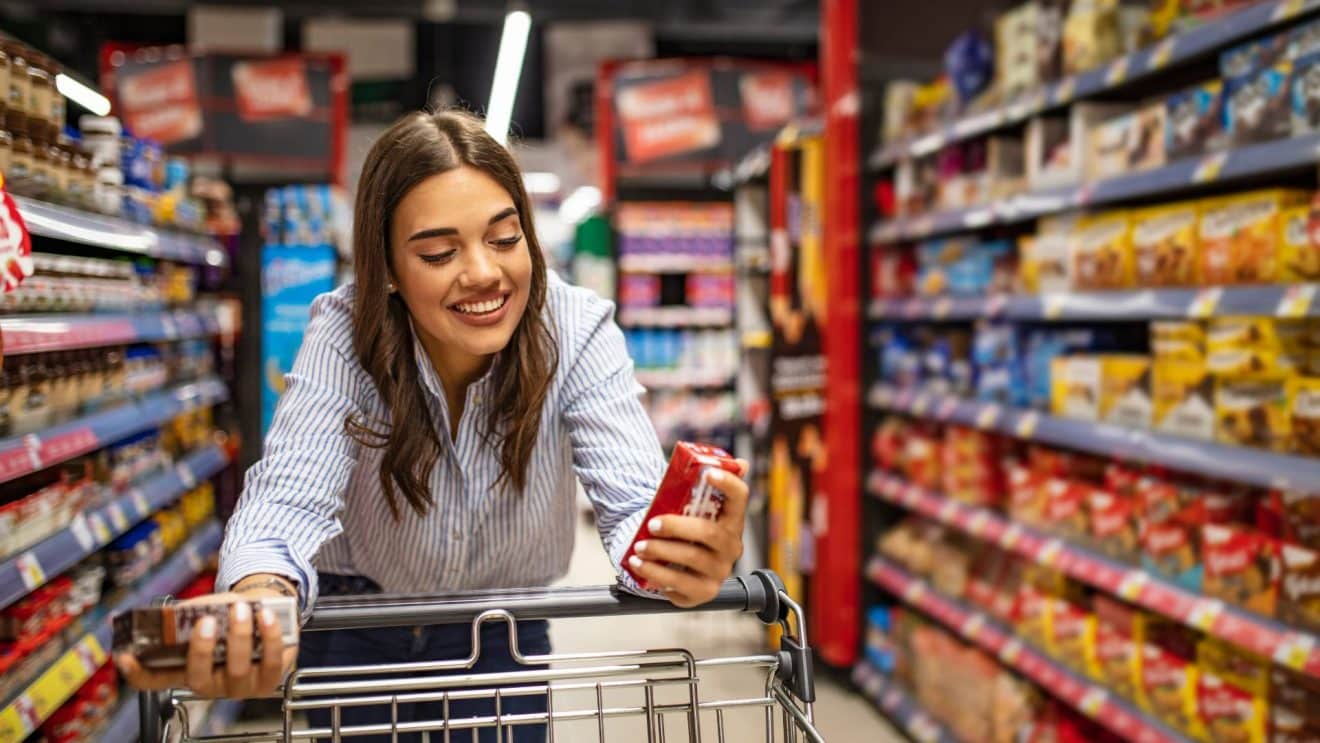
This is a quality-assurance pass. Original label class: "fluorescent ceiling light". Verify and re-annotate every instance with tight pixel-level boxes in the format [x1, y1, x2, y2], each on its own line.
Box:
[558, 185, 601, 225]
[524, 172, 560, 195]
[485, 9, 530, 146]
[56, 73, 111, 116]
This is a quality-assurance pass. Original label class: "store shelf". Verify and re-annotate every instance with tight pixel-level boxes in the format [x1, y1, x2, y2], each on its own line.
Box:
[617, 306, 734, 328]
[867, 384, 1320, 491]
[16, 196, 228, 268]
[634, 369, 736, 389]
[0, 444, 230, 610]
[98, 693, 142, 743]
[870, 132, 1320, 243]
[867, 284, 1320, 321]
[0, 520, 222, 743]
[618, 254, 734, 273]
[0, 307, 226, 356]
[851, 661, 962, 743]
[868, 470, 1320, 678]
[0, 377, 229, 487]
[866, 555, 1193, 743]
[867, 0, 1320, 170]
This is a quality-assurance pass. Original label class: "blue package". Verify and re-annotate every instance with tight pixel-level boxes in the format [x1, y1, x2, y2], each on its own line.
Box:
[1293, 51, 1320, 134]
[945, 29, 994, 107]
[864, 607, 897, 674]
[1220, 31, 1289, 82]
[1225, 60, 1293, 145]
[1165, 81, 1225, 161]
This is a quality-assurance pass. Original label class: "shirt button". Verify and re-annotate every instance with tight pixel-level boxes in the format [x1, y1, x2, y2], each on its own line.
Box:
[451, 529, 463, 541]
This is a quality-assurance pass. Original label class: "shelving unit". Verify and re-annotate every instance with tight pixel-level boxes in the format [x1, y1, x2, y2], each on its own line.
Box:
[15, 196, 228, 268]
[868, 471, 1320, 677]
[0, 308, 226, 356]
[851, 662, 962, 743]
[617, 306, 734, 328]
[867, 383, 1320, 491]
[867, 556, 1194, 743]
[0, 521, 222, 743]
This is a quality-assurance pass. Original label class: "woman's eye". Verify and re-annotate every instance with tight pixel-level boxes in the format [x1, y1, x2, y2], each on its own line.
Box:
[492, 235, 522, 248]
[420, 250, 456, 264]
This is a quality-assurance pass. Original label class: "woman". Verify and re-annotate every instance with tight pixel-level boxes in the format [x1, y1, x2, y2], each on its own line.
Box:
[116, 110, 749, 740]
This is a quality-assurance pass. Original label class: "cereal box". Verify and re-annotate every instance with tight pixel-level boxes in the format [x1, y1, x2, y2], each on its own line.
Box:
[1199, 190, 1309, 285]
[1071, 211, 1135, 290]
[1215, 374, 1295, 451]
[1279, 541, 1320, 634]
[1132, 202, 1200, 287]
[1202, 524, 1280, 617]
[1279, 205, 1320, 282]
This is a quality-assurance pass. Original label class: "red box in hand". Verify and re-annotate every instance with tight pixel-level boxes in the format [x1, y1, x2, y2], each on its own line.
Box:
[623, 442, 742, 588]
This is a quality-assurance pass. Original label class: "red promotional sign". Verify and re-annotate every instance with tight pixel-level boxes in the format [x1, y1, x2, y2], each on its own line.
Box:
[0, 182, 32, 293]
[740, 72, 796, 130]
[232, 58, 313, 122]
[616, 70, 720, 163]
[117, 60, 202, 145]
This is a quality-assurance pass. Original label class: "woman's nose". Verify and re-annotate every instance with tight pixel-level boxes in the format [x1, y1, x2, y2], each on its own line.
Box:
[460, 244, 502, 286]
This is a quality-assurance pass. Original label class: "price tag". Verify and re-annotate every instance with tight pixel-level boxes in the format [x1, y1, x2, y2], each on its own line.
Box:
[1118, 570, 1149, 601]
[1105, 57, 1130, 86]
[903, 581, 928, 604]
[912, 394, 932, 416]
[1277, 284, 1317, 318]
[1273, 632, 1317, 670]
[937, 397, 959, 420]
[1188, 287, 1223, 318]
[69, 514, 95, 552]
[1079, 687, 1108, 716]
[1053, 77, 1076, 104]
[939, 499, 960, 523]
[986, 294, 1008, 317]
[161, 315, 178, 339]
[882, 688, 901, 710]
[89, 514, 111, 544]
[1015, 412, 1040, 439]
[977, 405, 1001, 429]
[178, 463, 198, 489]
[1148, 37, 1177, 70]
[933, 297, 953, 319]
[131, 489, 150, 517]
[967, 510, 990, 536]
[1189, 598, 1225, 632]
[186, 546, 205, 573]
[961, 613, 987, 640]
[1273, 0, 1305, 21]
[109, 503, 131, 531]
[1002, 523, 1024, 550]
[912, 715, 940, 743]
[999, 637, 1024, 664]
[1193, 151, 1229, 183]
[15, 552, 45, 590]
[1043, 294, 1065, 319]
[1037, 538, 1065, 567]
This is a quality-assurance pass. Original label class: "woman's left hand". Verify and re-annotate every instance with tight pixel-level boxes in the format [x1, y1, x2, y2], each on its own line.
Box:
[629, 459, 750, 608]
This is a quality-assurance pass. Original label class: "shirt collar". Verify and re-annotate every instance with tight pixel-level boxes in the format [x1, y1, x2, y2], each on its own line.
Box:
[407, 317, 497, 408]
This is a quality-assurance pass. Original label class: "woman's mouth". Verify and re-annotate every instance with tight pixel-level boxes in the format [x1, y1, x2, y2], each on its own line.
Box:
[452, 294, 509, 315]
[449, 292, 512, 326]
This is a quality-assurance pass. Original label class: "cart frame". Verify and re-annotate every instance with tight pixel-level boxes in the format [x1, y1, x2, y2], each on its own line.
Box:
[137, 570, 822, 743]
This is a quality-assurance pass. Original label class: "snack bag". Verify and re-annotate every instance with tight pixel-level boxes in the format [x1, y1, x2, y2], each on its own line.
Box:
[1202, 524, 1280, 617]
[1280, 205, 1320, 282]
[1087, 488, 1139, 563]
[1134, 613, 1202, 735]
[1279, 541, 1320, 634]
[1215, 374, 1295, 451]
[622, 442, 742, 588]
[1043, 585, 1092, 673]
[1086, 594, 1139, 701]
[1196, 639, 1269, 743]
[111, 596, 298, 669]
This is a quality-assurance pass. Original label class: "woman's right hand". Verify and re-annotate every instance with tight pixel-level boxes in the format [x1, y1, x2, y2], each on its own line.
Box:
[115, 590, 299, 699]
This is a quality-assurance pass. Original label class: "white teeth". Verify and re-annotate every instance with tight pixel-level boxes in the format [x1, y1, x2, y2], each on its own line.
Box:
[455, 295, 507, 315]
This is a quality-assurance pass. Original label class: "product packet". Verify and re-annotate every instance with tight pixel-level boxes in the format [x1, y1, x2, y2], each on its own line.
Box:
[111, 596, 298, 669]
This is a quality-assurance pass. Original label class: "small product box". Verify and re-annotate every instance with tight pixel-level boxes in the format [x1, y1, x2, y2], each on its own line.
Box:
[1085, 594, 1139, 701]
[1152, 359, 1215, 440]
[1202, 524, 1280, 617]
[1134, 613, 1201, 732]
[1099, 354, 1152, 430]
[1226, 60, 1294, 146]
[111, 596, 298, 669]
[1087, 104, 1165, 181]
[1271, 666, 1320, 743]
[1070, 211, 1135, 290]
[1195, 639, 1269, 743]
[1291, 51, 1320, 136]
[1278, 541, 1320, 634]
[622, 442, 742, 588]
[1198, 190, 1309, 285]
[1279, 205, 1320, 282]
[1086, 488, 1139, 564]
[1293, 376, 1320, 455]
[1165, 81, 1226, 161]
[1019, 213, 1079, 294]
[1131, 202, 1200, 287]
[1215, 374, 1295, 451]
[1051, 356, 1102, 420]
[1258, 489, 1320, 547]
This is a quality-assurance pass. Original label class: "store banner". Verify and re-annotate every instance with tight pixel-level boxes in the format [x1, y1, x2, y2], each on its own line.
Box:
[260, 244, 336, 434]
[740, 72, 796, 131]
[617, 70, 721, 163]
[116, 59, 203, 146]
[232, 58, 314, 122]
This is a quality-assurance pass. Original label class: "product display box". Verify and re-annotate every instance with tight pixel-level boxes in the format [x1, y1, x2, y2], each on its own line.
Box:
[1087, 104, 1165, 181]
[1152, 359, 1215, 440]
[1215, 374, 1293, 451]
[1165, 81, 1226, 161]
[1226, 60, 1293, 146]
[1070, 211, 1134, 290]
[1195, 639, 1269, 743]
[1050, 354, 1150, 427]
[1198, 190, 1309, 285]
[1279, 206, 1320, 282]
[1085, 594, 1139, 701]
[1018, 213, 1079, 294]
[1202, 524, 1280, 617]
[1131, 202, 1199, 287]
[1279, 541, 1320, 633]
[1134, 613, 1200, 732]
[111, 596, 298, 669]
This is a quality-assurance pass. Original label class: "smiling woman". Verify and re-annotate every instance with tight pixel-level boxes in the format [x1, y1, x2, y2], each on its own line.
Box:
[114, 109, 751, 743]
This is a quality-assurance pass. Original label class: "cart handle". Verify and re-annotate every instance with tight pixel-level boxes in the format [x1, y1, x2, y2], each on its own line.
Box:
[303, 569, 792, 631]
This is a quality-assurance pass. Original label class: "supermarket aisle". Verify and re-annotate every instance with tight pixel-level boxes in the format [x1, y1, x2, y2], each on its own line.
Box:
[551, 513, 901, 743]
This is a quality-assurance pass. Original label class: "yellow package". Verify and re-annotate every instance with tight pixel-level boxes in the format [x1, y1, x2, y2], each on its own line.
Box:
[1198, 190, 1309, 285]
[1052, 356, 1101, 420]
[1293, 377, 1320, 456]
[1153, 358, 1215, 440]
[1101, 354, 1152, 429]
[1133, 612, 1203, 735]
[1086, 595, 1140, 702]
[1195, 639, 1268, 743]
[1021, 214, 1078, 294]
[1071, 211, 1135, 290]
[1152, 321, 1206, 364]
[1132, 202, 1199, 287]
[1043, 592, 1094, 674]
[1215, 374, 1295, 451]
[1280, 206, 1320, 282]
[1208, 317, 1307, 352]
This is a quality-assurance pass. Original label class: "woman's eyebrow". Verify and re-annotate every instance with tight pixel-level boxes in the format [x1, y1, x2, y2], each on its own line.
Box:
[406, 207, 518, 242]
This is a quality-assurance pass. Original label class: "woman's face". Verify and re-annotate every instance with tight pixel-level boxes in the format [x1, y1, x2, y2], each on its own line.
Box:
[389, 165, 533, 363]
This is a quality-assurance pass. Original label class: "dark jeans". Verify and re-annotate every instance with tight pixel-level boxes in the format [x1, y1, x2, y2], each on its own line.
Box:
[298, 574, 549, 743]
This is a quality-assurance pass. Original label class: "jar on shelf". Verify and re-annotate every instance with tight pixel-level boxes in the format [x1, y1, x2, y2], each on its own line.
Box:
[26, 52, 52, 144]
[46, 59, 64, 139]
[13, 354, 52, 435]
[69, 144, 90, 207]
[79, 114, 121, 169]
[0, 44, 11, 130]
[5, 42, 29, 138]
[30, 138, 50, 197]
[49, 141, 70, 200]
[0, 129, 12, 176]
[9, 131, 34, 191]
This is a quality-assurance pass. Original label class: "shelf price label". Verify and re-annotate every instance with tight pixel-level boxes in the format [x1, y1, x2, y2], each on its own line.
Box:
[1274, 0, 1306, 21]
[976, 405, 1001, 429]
[178, 463, 198, 489]
[1273, 632, 1317, 671]
[131, 489, 150, 517]
[1277, 284, 1317, 318]
[911, 393, 932, 416]
[1053, 77, 1077, 104]
[186, 547, 205, 573]
[1105, 57, 1130, 86]
[936, 397, 959, 420]
[1037, 538, 1065, 567]
[1148, 36, 1177, 70]
[1043, 294, 1066, 319]
[911, 715, 940, 743]
[15, 552, 45, 590]
[903, 580, 928, 604]
[967, 510, 990, 536]
[1079, 687, 1108, 716]
[938, 499, 960, 523]
[107, 503, 129, 532]
[1001, 523, 1025, 550]
[999, 637, 1024, 664]
[69, 514, 95, 552]
[1189, 598, 1225, 632]
[960, 612, 987, 641]
[1015, 412, 1040, 439]
[932, 297, 953, 319]
[1118, 570, 1149, 601]
[1193, 151, 1229, 183]
[88, 514, 111, 545]
[1188, 287, 1223, 318]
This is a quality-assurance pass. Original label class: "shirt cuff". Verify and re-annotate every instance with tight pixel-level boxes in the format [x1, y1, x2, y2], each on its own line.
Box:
[216, 539, 319, 624]
[608, 509, 667, 600]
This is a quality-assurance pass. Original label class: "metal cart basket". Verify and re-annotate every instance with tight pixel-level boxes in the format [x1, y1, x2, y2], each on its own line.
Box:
[138, 570, 822, 743]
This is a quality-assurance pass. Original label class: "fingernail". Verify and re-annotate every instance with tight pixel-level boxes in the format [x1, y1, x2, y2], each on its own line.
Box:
[234, 602, 250, 622]
[648, 518, 663, 534]
[261, 609, 275, 627]
[198, 616, 217, 639]
[635, 540, 649, 554]
[629, 555, 644, 570]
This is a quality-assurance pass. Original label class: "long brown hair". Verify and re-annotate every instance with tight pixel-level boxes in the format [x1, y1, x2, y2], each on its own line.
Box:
[346, 109, 558, 519]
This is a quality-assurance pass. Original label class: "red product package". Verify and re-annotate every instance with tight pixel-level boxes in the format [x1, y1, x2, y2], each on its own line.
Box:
[1202, 524, 1281, 618]
[1041, 478, 1089, 543]
[622, 442, 742, 588]
[1088, 488, 1139, 564]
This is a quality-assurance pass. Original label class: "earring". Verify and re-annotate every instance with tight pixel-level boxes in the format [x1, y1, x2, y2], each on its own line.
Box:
[386, 282, 396, 293]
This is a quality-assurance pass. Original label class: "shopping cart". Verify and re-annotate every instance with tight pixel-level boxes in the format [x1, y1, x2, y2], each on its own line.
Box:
[137, 569, 822, 743]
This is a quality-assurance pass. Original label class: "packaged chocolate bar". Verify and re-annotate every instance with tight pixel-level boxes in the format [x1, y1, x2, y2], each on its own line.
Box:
[111, 596, 298, 669]
[622, 441, 742, 588]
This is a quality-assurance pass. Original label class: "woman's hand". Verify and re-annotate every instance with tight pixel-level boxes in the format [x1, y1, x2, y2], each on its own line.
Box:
[115, 586, 298, 699]
[629, 459, 750, 608]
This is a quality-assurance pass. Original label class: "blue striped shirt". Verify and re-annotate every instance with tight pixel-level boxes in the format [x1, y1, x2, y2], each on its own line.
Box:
[215, 273, 665, 616]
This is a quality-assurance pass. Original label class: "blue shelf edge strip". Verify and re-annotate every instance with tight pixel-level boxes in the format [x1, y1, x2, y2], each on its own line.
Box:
[0, 377, 229, 487]
[868, 284, 1320, 321]
[851, 661, 962, 743]
[868, 0, 1320, 170]
[868, 384, 1320, 492]
[15, 195, 227, 268]
[870, 132, 1320, 243]
[0, 444, 231, 610]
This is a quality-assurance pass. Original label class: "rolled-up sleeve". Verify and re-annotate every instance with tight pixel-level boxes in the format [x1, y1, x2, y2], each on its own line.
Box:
[559, 291, 666, 596]
[215, 290, 367, 620]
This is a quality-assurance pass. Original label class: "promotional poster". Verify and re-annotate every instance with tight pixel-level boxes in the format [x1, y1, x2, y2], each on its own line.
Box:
[260, 244, 336, 434]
